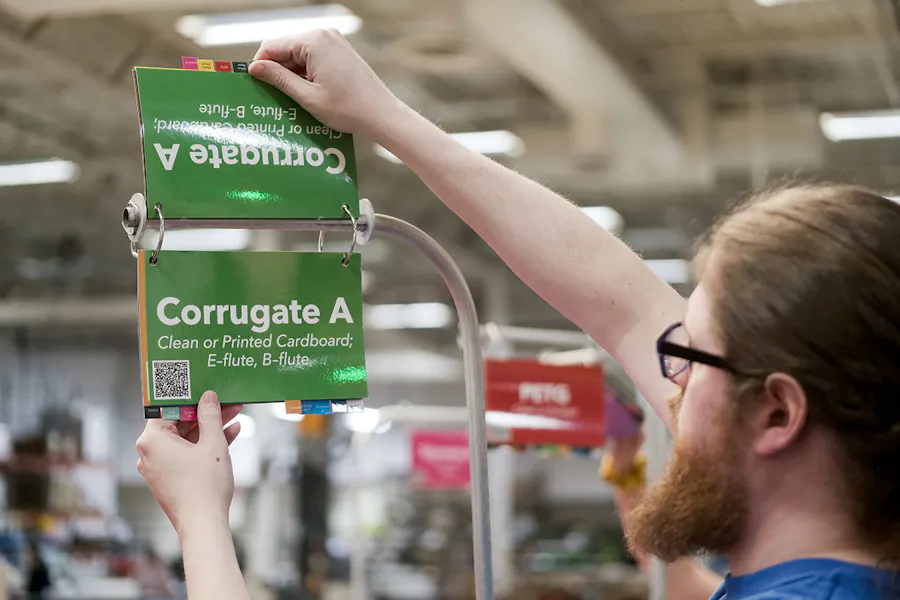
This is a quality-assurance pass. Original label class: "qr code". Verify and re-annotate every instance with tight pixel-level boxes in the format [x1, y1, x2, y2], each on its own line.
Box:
[152, 360, 191, 400]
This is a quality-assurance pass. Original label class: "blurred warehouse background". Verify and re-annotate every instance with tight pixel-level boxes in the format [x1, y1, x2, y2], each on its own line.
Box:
[0, 0, 898, 598]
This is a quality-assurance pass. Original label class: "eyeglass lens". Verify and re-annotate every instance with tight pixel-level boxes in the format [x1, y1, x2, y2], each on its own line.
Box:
[663, 324, 690, 377]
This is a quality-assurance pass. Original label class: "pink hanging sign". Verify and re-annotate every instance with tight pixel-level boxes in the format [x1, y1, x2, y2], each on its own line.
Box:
[411, 430, 470, 490]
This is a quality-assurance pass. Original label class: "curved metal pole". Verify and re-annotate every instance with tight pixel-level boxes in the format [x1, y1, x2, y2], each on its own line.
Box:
[375, 214, 493, 600]
[121, 208, 494, 600]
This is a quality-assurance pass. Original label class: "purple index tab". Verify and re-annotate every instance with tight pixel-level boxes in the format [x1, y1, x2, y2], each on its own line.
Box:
[182, 57, 199, 70]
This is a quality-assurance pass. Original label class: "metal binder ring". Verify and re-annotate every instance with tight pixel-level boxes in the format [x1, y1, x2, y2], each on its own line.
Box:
[318, 230, 325, 252]
[341, 204, 357, 267]
[149, 203, 165, 266]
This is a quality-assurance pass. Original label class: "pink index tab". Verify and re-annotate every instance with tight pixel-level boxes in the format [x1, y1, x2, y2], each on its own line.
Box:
[180, 406, 198, 421]
[182, 57, 199, 70]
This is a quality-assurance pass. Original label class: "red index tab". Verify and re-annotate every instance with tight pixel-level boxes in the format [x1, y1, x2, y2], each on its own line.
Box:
[214, 61, 233, 72]
[484, 359, 606, 447]
[182, 57, 199, 70]
[180, 406, 197, 421]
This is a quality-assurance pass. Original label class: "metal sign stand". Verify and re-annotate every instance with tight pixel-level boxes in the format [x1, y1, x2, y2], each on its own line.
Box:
[121, 196, 495, 600]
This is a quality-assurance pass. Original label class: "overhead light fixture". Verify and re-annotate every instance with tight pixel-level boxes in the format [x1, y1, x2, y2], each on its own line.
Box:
[819, 110, 900, 142]
[581, 206, 624, 234]
[365, 302, 454, 330]
[375, 130, 525, 164]
[176, 4, 362, 47]
[141, 229, 251, 251]
[645, 259, 692, 285]
[0, 159, 79, 187]
[486, 411, 571, 431]
[366, 350, 461, 383]
[343, 408, 381, 434]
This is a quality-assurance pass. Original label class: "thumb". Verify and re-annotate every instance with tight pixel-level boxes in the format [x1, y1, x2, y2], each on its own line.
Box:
[197, 391, 225, 446]
[249, 60, 315, 103]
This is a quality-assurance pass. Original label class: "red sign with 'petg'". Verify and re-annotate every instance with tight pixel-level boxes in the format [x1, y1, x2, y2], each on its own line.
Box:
[411, 430, 470, 490]
[484, 359, 605, 447]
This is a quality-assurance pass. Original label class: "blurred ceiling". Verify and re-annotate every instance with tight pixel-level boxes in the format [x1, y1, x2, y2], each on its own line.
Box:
[0, 0, 899, 341]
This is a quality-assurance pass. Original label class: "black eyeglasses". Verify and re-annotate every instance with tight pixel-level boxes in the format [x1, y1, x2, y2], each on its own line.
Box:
[656, 322, 736, 381]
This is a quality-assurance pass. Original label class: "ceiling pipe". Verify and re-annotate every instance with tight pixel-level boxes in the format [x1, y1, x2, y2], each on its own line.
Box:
[492, 103, 822, 195]
[0, 0, 249, 17]
[461, 0, 684, 169]
[0, 296, 136, 328]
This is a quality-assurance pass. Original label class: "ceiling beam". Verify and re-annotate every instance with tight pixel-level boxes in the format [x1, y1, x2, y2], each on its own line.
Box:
[0, 0, 247, 18]
[653, 28, 874, 59]
[0, 29, 132, 116]
[462, 0, 684, 167]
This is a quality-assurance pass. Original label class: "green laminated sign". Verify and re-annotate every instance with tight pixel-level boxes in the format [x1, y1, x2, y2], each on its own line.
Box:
[132, 67, 358, 220]
[137, 250, 368, 412]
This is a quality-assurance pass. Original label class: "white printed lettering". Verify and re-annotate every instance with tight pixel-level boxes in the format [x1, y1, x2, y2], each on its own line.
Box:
[155, 144, 180, 171]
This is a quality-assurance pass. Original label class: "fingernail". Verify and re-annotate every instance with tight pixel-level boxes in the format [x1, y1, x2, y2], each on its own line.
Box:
[250, 61, 265, 74]
[200, 390, 218, 405]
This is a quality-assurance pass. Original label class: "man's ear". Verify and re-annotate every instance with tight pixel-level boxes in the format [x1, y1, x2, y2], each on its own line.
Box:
[752, 373, 808, 456]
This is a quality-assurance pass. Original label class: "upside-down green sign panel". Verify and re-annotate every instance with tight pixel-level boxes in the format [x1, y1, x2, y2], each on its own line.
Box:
[133, 67, 359, 219]
[137, 250, 368, 410]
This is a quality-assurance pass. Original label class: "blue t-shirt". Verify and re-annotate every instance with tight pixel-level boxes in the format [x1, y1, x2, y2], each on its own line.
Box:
[709, 558, 900, 599]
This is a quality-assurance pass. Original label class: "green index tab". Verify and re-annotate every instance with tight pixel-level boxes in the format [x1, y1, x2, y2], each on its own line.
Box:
[133, 67, 358, 220]
[137, 250, 368, 409]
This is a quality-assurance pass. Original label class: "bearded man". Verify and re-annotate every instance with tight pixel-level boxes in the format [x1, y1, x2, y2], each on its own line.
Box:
[134, 29, 900, 600]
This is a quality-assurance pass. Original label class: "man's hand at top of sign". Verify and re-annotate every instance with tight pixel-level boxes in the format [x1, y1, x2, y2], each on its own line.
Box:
[136, 391, 242, 538]
[249, 28, 407, 140]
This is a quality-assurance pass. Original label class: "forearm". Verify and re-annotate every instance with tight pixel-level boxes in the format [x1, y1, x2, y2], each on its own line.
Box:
[179, 516, 250, 600]
[373, 105, 684, 421]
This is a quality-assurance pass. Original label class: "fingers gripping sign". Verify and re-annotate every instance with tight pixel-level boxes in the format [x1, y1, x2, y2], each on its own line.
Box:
[248, 29, 405, 139]
[136, 391, 243, 536]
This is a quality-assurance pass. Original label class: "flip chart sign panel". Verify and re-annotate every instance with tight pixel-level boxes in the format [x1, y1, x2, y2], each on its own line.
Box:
[484, 359, 605, 447]
[137, 250, 368, 411]
[133, 67, 358, 219]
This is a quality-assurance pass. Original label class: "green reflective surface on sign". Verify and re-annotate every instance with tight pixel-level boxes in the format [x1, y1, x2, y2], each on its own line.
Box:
[137, 250, 368, 407]
[133, 67, 358, 219]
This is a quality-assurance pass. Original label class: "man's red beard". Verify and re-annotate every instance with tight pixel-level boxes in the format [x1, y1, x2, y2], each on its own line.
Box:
[625, 390, 750, 562]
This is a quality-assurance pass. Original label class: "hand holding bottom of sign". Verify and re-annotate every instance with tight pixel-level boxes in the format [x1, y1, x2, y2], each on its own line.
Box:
[136, 392, 242, 537]
[249, 28, 408, 139]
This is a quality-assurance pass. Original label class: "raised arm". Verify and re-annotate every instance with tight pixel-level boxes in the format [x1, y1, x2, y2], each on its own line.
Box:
[136, 393, 249, 600]
[374, 107, 685, 422]
[249, 30, 686, 422]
